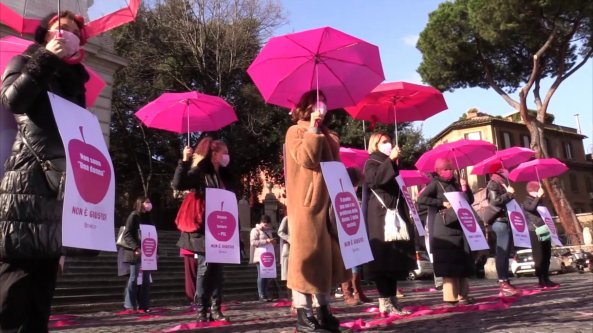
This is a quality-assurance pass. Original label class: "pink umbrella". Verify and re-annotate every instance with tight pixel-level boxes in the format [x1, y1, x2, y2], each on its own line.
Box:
[415, 139, 496, 172]
[0, 35, 105, 108]
[399, 170, 431, 187]
[508, 158, 568, 183]
[471, 147, 535, 175]
[247, 26, 385, 110]
[339, 147, 369, 170]
[134, 91, 237, 143]
[0, 0, 140, 40]
[345, 81, 448, 145]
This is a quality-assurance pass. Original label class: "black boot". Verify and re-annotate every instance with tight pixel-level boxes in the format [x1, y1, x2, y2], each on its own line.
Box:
[537, 274, 546, 288]
[210, 304, 229, 322]
[196, 306, 208, 323]
[296, 308, 329, 332]
[316, 305, 341, 332]
[542, 272, 559, 288]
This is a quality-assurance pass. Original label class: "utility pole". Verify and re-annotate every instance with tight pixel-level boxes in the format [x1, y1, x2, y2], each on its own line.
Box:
[574, 114, 582, 134]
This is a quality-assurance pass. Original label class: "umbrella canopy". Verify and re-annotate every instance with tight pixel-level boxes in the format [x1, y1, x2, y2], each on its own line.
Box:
[134, 91, 237, 142]
[247, 26, 385, 110]
[508, 158, 568, 183]
[339, 147, 369, 170]
[0, 35, 105, 108]
[415, 139, 497, 172]
[0, 0, 140, 40]
[399, 170, 431, 187]
[471, 147, 535, 175]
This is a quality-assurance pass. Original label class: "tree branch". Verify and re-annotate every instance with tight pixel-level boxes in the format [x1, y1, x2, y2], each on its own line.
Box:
[478, 54, 520, 109]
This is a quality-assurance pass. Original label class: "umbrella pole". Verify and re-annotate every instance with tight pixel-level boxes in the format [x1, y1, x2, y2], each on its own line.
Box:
[394, 105, 399, 147]
[186, 101, 190, 146]
[58, 0, 62, 34]
[362, 121, 367, 150]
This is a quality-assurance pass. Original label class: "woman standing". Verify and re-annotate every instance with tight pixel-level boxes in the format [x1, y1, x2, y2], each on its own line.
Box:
[284, 90, 349, 333]
[172, 137, 234, 323]
[0, 11, 89, 331]
[122, 196, 155, 313]
[417, 158, 474, 305]
[522, 181, 558, 288]
[364, 132, 415, 316]
[250, 215, 277, 301]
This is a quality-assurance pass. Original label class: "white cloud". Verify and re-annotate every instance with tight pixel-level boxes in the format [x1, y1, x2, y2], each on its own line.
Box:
[402, 35, 419, 47]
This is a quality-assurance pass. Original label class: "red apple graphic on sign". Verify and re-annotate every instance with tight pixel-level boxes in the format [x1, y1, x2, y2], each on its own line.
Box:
[260, 252, 275, 268]
[510, 212, 526, 232]
[335, 179, 360, 236]
[457, 206, 477, 232]
[142, 233, 157, 257]
[68, 126, 111, 204]
[207, 202, 236, 242]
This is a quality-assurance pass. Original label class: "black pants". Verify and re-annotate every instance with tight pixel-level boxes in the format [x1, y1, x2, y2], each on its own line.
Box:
[373, 275, 397, 298]
[0, 258, 60, 332]
[529, 230, 551, 278]
[194, 254, 224, 310]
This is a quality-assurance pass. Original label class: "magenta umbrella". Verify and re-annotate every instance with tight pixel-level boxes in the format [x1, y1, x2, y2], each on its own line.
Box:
[135, 91, 237, 144]
[508, 158, 568, 183]
[0, 36, 105, 108]
[0, 0, 140, 40]
[345, 81, 448, 146]
[471, 147, 535, 175]
[339, 147, 369, 170]
[247, 26, 385, 110]
[415, 139, 497, 172]
[399, 170, 431, 187]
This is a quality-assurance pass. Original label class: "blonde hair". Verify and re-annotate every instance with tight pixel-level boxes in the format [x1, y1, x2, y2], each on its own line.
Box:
[367, 132, 389, 154]
[191, 137, 227, 168]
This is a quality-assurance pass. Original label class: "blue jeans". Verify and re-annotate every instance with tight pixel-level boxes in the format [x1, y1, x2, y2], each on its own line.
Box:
[124, 264, 151, 310]
[194, 254, 224, 309]
[492, 221, 511, 281]
[257, 266, 270, 299]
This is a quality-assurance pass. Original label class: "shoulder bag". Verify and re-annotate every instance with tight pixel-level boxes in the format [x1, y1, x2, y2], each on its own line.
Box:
[371, 189, 410, 241]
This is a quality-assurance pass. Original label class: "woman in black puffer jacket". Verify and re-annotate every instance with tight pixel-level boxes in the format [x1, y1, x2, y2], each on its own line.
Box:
[0, 11, 88, 331]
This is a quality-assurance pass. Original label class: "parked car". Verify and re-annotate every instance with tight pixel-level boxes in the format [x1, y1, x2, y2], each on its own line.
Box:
[511, 249, 563, 277]
[407, 251, 433, 280]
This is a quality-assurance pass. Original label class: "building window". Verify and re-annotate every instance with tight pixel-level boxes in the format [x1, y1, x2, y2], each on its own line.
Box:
[501, 131, 513, 149]
[521, 135, 530, 148]
[464, 131, 482, 140]
[569, 173, 579, 194]
[544, 138, 553, 157]
[563, 142, 573, 160]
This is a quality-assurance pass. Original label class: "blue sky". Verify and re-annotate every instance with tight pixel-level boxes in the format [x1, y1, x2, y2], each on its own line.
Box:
[275, 0, 593, 152]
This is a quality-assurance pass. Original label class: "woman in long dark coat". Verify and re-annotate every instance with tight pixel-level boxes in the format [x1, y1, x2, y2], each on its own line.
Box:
[364, 132, 415, 316]
[417, 157, 474, 305]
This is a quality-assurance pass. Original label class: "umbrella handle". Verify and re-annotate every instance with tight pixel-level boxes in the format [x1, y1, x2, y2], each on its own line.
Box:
[393, 104, 398, 147]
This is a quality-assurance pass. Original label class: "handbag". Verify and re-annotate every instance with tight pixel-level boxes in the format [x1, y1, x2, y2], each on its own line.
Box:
[116, 226, 136, 250]
[19, 129, 65, 200]
[174, 192, 204, 232]
[371, 189, 410, 241]
[479, 204, 501, 226]
[535, 224, 551, 242]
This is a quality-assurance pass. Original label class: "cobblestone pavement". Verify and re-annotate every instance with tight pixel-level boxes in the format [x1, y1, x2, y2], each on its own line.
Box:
[50, 272, 592, 333]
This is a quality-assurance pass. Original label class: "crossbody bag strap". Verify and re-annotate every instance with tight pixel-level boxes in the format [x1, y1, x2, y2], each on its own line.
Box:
[18, 127, 58, 173]
[370, 188, 400, 211]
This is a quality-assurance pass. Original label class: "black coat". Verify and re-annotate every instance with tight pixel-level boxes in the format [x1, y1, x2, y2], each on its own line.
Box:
[521, 195, 545, 231]
[0, 44, 88, 260]
[486, 177, 514, 221]
[122, 211, 153, 264]
[172, 159, 235, 254]
[417, 177, 474, 277]
[363, 152, 415, 280]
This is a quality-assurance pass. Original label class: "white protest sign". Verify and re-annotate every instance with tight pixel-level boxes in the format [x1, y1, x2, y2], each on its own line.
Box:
[395, 176, 425, 236]
[506, 199, 531, 248]
[443, 192, 489, 251]
[321, 162, 373, 269]
[536, 206, 563, 246]
[139, 224, 158, 271]
[258, 244, 277, 278]
[49, 93, 115, 252]
[205, 188, 240, 264]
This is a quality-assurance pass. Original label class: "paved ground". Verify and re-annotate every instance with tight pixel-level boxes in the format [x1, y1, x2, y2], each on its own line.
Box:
[49, 272, 593, 333]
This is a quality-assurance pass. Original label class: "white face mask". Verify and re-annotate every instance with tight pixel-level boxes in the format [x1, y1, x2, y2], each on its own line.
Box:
[143, 203, 153, 212]
[49, 29, 80, 57]
[378, 142, 392, 156]
[220, 154, 230, 167]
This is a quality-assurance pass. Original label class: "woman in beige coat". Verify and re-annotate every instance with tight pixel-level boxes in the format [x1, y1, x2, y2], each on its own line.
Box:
[285, 90, 349, 333]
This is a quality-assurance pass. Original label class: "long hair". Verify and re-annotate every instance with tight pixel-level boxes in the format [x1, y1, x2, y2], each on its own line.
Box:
[191, 137, 227, 168]
[367, 132, 390, 154]
[291, 90, 326, 123]
[133, 195, 148, 213]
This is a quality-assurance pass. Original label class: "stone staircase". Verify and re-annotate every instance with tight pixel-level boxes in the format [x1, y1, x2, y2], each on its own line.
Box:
[52, 230, 280, 313]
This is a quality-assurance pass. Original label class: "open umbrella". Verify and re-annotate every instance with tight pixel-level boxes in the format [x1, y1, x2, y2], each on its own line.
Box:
[339, 147, 369, 170]
[0, 0, 140, 40]
[0, 35, 105, 108]
[415, 139, 496, 173]
[134, 91, 237, 144]
[399, 170, 431, 187]
[345, 81, 447, 146]
[508, 158, 568, 183]
[247, 26, 384, 110]
[471, 147, 535, 175]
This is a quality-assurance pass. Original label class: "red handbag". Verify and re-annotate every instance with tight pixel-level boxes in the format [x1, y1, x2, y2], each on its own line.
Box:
[174, 192, 204, 232]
